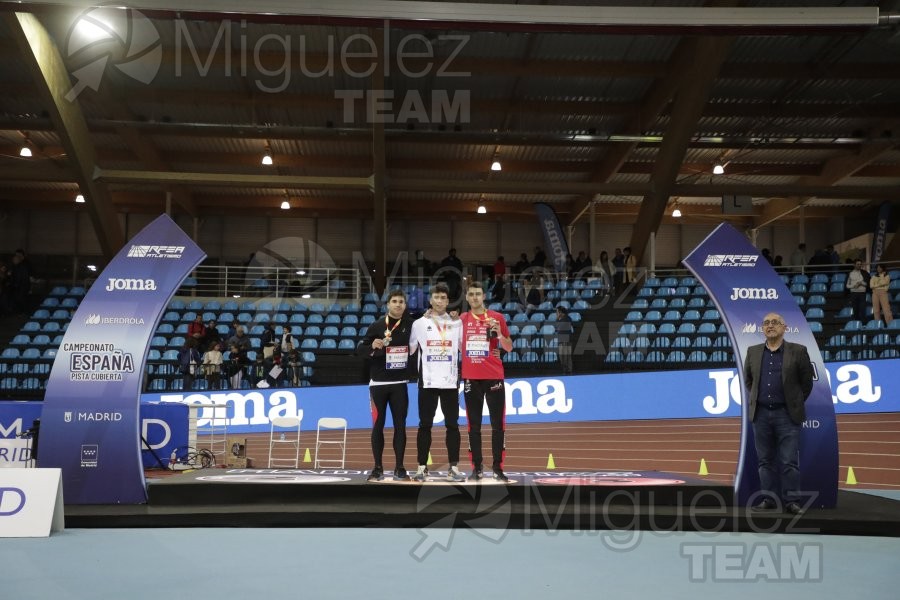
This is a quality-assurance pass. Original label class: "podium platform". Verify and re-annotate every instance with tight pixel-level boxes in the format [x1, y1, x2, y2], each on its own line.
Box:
[61, 468, 900, 536]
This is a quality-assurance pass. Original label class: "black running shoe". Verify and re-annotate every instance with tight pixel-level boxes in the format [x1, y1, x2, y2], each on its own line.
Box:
[393, 467, 410, 481]
[492, 469, 510, 483]
[473, 468, 484, 481]
[367, 466, 384, 482]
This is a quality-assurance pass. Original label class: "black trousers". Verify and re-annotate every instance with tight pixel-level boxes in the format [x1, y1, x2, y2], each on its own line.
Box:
[463, 379, 506, 471]
[369, 383, 408, 469]
[417, 387, 461, 466]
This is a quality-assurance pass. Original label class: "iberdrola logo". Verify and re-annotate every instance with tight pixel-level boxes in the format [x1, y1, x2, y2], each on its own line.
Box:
[64, 5, 162, 101]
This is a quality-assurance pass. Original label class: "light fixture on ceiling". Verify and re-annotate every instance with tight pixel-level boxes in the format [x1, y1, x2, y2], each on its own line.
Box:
[280, 200, 290, 210]
[712, 163, 725, 175]
[477, 204, 487, 214]
[296, 269, 306, 276]
[19, 147, 32, 157]
[75, 193, 85, 203]
[672, 207, 682, 218]
[262, 152, 274, 166]
[490, 160, 502, 171]
[86, 264, 97, 272]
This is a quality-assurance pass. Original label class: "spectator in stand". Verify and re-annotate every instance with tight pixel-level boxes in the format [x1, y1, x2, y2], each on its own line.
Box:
[187, 315, 206, 342]
[870, 264, 894, 325]
[774, 255, 784, 272]
[612, 248, 625, 292]
[249, 354, 268, 387]
[574, 251, 592, 280]
[807, 248, 831, 271]
[564, 253, 576, 278]
[201, 319, 221, 351]
[202, 341, 223, 390]
[827, 244, 840, 267]
[178, 338, 202, 391]
[623, 246, 637, 285]
[761, 248, 774, 265]
[261, 322, 279, 360]
[493, 256, 507, 279]
[790, 243, 807, 274]
[284, 348, 302, 387]
[225, 343, 248, 389]
[513, 253, 530, 275]
[490, 274, 511, 304]
[532, 246, 547, 269]
[523, 275, 543, 315]
[10, 249, 30, 314]
[597, 250, 615, 293]
[846, 259, 870, 321]
[440, 248, 464, 305]
[228, 325, 252, 352]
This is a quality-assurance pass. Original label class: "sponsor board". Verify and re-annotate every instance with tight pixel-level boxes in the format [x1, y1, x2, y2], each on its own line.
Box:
[135, 359, 898, 434]
[703, 254, 758, 267]
[127, 245, 185, 259]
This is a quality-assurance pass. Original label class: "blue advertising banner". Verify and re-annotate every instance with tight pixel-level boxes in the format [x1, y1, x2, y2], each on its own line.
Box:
[534, 202, 570, 273]
[0, 402, 187, 470]
[139, 403, 188, 469]
[682, 223, 838, 508]
[872, 202, 891, 265]
[38, 215, 206, 504]
[137, 358, 897, 433]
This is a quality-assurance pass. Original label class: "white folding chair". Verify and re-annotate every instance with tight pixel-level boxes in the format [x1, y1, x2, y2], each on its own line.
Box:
[267, 411, 303, 468]
[315, 417, 347, 469]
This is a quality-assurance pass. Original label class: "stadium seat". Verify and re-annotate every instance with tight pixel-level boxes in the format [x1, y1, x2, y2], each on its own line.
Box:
[805, 307, 824, 320]
[651, 337, 671, 349]
[667, 351, 687, 363]
[605, 351, 625, 363]
[687, 351, 708, 362]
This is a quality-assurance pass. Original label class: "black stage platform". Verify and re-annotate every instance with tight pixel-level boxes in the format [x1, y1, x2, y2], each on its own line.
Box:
[64, 468, 900, 537]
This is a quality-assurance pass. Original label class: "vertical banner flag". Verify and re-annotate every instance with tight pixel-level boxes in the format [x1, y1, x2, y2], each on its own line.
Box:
[683, 223, 838, 508]
[534, 202, 570, 273]
[39, 215, 206, 504]
[871, 202, 891, 265]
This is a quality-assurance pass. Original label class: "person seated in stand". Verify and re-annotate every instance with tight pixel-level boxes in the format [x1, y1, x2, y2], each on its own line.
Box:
[225, 342, 248, 389]
[249, 354, 268, 388]
[227, 325, 252, 352]
[284, 348, 302, 387]
[187, 314, 206, 343]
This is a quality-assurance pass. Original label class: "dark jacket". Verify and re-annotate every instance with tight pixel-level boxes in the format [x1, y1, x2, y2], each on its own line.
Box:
[743, 341, 814, 425]
[358, 315, 416, 382]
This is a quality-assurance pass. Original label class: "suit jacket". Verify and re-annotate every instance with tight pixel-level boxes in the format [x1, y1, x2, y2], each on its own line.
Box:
[744, 340, 814, 425]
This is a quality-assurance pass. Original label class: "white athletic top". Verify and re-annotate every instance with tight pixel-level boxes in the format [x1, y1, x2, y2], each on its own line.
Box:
[409, 313, 462, 389]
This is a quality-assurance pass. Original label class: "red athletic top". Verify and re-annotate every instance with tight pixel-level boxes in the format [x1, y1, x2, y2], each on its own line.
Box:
[460, 310, 510, 380]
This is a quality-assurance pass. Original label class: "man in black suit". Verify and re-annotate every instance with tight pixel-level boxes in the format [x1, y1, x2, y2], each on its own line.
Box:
[743, 312, 814, 515]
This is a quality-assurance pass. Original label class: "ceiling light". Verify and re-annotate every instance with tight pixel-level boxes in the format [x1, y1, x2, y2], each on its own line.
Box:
[713, 164, 725, 175]
[672, 208, 682, 218]
[19, 147, 32, 157]
[262, 153, 274, 166]
[301, 294, 311, 299]
[232, 294, 241, 298]
[75, 194, 85, 203]
[296, 269, 306, 275]
[477, 204, 487, 214]
[280, 200, 290, 210]
[86, 264, 97, 272]
[490, 160, 502, 171]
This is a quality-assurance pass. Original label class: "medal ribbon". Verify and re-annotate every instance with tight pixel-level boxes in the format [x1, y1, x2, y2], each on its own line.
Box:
[383, 314, 401, 340]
